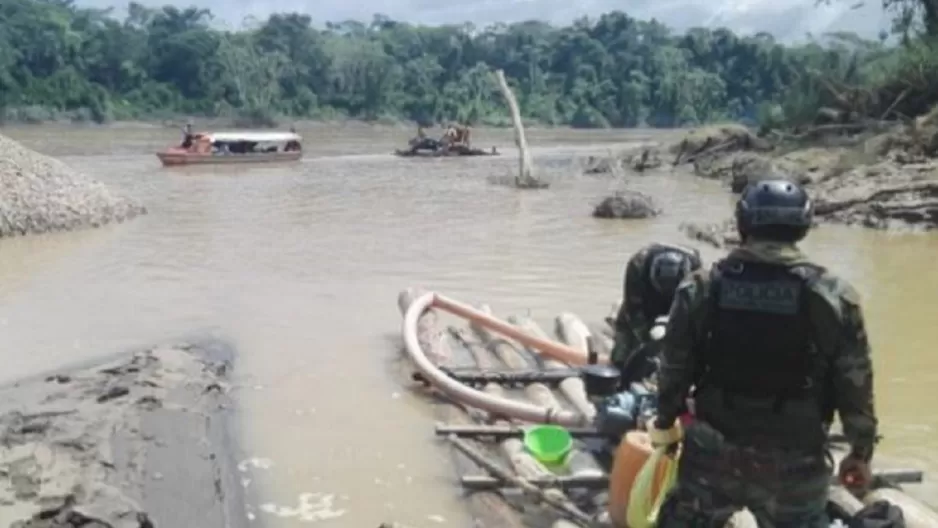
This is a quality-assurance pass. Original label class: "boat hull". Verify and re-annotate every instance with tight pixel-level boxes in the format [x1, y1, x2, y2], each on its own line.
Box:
[156, 150, 302, 167]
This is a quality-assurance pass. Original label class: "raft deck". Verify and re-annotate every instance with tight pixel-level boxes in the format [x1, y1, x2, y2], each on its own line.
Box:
[396, 287, 937, 528]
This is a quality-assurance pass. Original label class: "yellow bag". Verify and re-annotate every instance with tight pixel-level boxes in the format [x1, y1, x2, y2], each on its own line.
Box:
[625, 445, 679, 528]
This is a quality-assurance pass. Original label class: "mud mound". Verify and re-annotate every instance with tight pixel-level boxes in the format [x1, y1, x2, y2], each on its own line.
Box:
[814, 162, 938, 229]
[592, 191, 661, 219]
[583, 146, 663, 175]
[0, 343, 239, 528]
[0, 133, 146, 238]
[695, 151, 824, 192]
[671, 124, 772, 165]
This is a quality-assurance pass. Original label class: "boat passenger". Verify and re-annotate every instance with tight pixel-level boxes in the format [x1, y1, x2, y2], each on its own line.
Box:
[454, 124, 471, 148]
[180, 123, 194, 149]
[440, 124, 458, 152]
[285, 140, 301, 152]
[649, 179, 878, 527]
[610, 243, 701, 386]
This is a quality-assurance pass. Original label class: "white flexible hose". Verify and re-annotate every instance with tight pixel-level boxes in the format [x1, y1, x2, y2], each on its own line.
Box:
[403, 291, 591, 426]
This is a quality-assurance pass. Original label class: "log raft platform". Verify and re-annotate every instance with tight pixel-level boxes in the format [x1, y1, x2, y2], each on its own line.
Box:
[394, 287, 937, 528]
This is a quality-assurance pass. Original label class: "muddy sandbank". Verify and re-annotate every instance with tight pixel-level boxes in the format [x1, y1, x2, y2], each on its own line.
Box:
[0, 341, 246, 528]
[674, 118, 938, 230]
[0, 133, 146, 238]
[583, 118, 937, 235]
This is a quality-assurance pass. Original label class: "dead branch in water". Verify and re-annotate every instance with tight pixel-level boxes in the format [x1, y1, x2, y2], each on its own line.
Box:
[493, 69, 547, 189]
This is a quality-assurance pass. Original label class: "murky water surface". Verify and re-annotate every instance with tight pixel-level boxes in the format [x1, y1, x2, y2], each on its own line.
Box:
[1, 123, 936, 524]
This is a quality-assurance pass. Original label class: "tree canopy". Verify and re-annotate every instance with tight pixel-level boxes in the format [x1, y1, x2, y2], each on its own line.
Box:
[1, 0, 936, 127]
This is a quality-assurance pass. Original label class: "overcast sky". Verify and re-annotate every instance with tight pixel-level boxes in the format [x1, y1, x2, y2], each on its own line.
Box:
[76, 0, 891, 42]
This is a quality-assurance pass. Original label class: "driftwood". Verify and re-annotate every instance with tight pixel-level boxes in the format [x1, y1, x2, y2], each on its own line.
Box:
[493, 69, 547, 189]
[448, 435, 595, 526]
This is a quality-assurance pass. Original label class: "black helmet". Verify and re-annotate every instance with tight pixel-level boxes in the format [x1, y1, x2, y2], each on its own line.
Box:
[649, 247, 699, 298]
[735, 179, 813, 242]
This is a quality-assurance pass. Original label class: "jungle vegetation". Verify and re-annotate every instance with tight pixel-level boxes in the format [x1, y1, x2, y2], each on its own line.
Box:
[1, 0, 936, 128]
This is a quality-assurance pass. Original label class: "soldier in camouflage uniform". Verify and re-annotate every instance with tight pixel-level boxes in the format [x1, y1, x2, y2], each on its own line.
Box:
[610, 243, 702, 386]
[648, 179, 878, 527]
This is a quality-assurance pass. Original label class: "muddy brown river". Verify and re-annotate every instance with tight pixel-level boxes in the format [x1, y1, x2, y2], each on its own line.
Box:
[1, 124, 936, 525]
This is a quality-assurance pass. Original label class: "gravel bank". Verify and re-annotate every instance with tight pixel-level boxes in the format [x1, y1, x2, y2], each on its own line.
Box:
[0, 133, 146, 238]
[0, 342, 246, 528]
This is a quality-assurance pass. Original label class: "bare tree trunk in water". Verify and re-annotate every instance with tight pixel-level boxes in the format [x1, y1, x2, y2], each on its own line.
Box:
[493, 69, 545, 189]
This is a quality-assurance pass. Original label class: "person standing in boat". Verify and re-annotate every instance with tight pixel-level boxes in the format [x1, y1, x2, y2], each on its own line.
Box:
[180, 122, 194, 149]
[439, 123, 458, 153]
[648, 179, 878, 527]
[610, 243, 701, 386]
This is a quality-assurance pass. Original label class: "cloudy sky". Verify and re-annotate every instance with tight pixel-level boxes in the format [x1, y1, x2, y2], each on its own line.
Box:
[77, 0, 891, 42]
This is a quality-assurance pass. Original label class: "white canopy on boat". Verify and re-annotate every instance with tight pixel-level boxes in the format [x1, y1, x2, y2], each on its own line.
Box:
[204, 131, 301, 143]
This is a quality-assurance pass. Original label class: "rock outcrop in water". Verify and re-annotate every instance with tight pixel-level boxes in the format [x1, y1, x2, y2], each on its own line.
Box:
[0, 133, 146, 238]
[593, 191, 661, 219]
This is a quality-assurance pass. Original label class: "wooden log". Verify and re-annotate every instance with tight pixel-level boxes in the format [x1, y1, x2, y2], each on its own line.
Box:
[462, 474, 608, 490]
[553, 313, 599, 421]
[398, 287, 450, 365]
[462, 307, 556, 486]
[397, 289, 524, 528]
[448, 435, 594, 526]
[510, 315, 605, 478]
[435, 424, 606, 440]
[472, 307, 605, 493]
[420, 368, 582, 387]
[508, 317, 595, 420]
[492, 69, 545, 189]
[458, 468, 924, 491]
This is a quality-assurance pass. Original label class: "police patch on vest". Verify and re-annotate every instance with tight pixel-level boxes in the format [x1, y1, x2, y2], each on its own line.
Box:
[718, 278, 801, 315]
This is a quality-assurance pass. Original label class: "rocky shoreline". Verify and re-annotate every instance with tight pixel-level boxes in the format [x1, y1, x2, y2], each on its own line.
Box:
[0, 342, 245, 528]
[0, 133, 146, 238]
[585, 113, 938, 245]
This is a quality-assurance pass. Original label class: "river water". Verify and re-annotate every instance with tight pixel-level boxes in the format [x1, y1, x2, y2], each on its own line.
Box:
[1, 123, 936, 525]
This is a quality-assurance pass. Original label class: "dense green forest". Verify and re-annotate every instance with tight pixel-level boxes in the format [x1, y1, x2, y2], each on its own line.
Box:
[1, 0, 936, 127]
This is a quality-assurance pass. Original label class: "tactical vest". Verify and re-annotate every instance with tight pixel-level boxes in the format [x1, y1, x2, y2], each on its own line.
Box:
[639, 243, 700, 321]
[698, 258, 829, 451]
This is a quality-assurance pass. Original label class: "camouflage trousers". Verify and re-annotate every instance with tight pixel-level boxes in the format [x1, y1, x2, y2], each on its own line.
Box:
[657, 422, 831, 528]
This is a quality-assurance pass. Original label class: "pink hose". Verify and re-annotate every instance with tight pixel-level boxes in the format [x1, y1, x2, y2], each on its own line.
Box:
[403, 291, 593, 426]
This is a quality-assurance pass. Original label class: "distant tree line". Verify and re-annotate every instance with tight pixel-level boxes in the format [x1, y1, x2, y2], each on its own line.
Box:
[1, 0, 936, 128]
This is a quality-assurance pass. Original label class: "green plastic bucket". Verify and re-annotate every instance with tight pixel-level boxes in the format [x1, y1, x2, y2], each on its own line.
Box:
[523, 425, 573, 466]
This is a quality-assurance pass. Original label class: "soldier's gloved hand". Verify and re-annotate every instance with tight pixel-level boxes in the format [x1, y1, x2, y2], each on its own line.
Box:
[645, 416, 683, 448]
[838, 453, 873, 495]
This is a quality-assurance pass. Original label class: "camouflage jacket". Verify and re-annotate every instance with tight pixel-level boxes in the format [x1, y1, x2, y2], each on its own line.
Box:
[657, 240, 878, 459]
[612, 243, 701, 365]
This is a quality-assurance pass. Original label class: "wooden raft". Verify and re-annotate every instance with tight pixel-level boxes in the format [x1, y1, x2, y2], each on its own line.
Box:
[395, 287, 933, 528]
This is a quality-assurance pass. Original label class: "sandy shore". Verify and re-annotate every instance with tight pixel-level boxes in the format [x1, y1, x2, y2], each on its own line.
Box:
[0, 341, 246, 528]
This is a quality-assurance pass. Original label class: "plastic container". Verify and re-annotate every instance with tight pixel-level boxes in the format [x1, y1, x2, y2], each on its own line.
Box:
[607, 431, 674, 528]
[523, 425, 573, 466]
